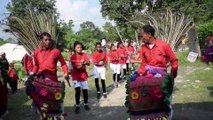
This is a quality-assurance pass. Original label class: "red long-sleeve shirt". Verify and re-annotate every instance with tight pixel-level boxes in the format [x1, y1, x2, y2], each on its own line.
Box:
[92, 51, 107, 66]
[32, 48, 68, 75]
[117, 47, 127, 64]
[70, 53, 90, 81]
[8, 68, 19, 81]
[109, 50, 119, 64]
[138, 39, 178, 78]
[22, 54, 33, 74]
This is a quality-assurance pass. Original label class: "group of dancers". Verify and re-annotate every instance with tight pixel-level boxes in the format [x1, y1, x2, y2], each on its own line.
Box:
[69, 39, 136, 114]
[1, 24, 178, 120]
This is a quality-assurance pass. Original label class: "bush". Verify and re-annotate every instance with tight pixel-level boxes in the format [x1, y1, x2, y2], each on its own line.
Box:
[14, 64, 26, 80]
[196, 21, 213, 52]
[62, 52, 69, 61]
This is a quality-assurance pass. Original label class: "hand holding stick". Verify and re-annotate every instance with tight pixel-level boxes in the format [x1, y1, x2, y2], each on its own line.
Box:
[64, 74, 71, 87]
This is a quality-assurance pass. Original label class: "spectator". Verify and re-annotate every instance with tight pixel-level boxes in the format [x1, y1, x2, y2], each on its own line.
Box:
[0, 52, 10, 93]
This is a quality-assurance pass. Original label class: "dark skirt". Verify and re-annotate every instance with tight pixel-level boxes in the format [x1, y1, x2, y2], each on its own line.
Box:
[0, 81, 8, 117]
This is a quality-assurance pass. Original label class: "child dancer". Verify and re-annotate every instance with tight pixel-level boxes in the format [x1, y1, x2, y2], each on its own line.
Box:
[117, 42, 127, 80]
[92, 42, 108, 99]
[70, 41, 90, 114]
[109, 44, 121, 87]
[8, 63, 19, 94]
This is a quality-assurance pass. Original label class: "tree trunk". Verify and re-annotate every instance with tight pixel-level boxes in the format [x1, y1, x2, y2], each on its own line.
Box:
[188, 26, 201, 56]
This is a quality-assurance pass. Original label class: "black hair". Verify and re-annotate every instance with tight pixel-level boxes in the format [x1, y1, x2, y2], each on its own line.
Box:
[74, 41, 83, 50]
[142, 25, 155, 37]
[128, 40, 133, 47]
[117, 42, 122, 48]
[39, 32, 51, 40]
[95, 42, 101, 47]
[110, 44, 115, 49]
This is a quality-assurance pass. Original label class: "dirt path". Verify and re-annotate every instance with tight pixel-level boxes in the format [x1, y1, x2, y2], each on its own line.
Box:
[67, 82, 129, 120]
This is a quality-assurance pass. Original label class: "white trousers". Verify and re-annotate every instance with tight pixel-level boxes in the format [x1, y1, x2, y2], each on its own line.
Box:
[110, 63, 120, 74]
[93, 65, 106, 80]
[73, 80, 88, 90]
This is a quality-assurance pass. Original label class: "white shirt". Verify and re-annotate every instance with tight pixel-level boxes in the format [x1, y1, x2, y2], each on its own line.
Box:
[101, 39, 106, 46]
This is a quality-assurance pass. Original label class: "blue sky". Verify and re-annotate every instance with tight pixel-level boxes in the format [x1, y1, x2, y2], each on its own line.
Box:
[0, 0, 112, 39]
[0, 0, 11, 39]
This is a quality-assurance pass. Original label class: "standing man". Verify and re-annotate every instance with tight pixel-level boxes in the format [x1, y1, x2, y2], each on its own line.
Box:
[135, 25, 178, 120]
[29, 32, 69, 118]
[0, 52, 10, 93]
[32, 32, 69, 82]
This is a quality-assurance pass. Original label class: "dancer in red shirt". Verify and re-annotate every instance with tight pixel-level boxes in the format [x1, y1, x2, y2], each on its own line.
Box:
[70, 41, 90, 114]
[22, 51, 33, 76]
[33, 32, 69, 94]
[109, 44, 121, 87]
[92, 42, 108, 99]
[32, 32, 69, 81]
[117, 42, 127, 79]
[133, 25, 178, 120]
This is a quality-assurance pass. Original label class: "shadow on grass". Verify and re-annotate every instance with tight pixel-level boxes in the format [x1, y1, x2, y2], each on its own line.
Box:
[4, 86, 39, 120]
[64, 105, 128, 120]
[173, 102, 213, 120]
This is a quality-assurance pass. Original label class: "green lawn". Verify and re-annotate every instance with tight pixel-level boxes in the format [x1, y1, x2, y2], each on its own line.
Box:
[173, 62, 213, 106]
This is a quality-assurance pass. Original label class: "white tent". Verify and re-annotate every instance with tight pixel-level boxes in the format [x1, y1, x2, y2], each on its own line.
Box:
[0, 43, 27, 63]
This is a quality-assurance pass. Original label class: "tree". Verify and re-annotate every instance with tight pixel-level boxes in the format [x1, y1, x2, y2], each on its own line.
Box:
[100, 0, 147, 25]
[100, 0, 149, 40]
[156, 0, 213, 23]
[5, 37, 17, 43]
[76, 21, 105, 52]
[80, 21, 96, 30]
[0, 38, 6, 46]
[62, 20, 77, 49]
[7, 0, 57, 19]
[154, 0, 212, 55]
[103, 22, 118, 40]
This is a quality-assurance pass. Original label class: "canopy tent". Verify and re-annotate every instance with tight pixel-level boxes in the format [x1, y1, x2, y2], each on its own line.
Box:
[0, 43, 27, 63]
